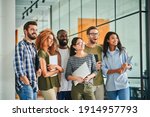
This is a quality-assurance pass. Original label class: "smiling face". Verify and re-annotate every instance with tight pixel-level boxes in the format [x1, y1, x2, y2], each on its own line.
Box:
[25, 25, 38, 40]
[88, 29, 99, 44]
[73, 38, 85, 51]
[47, 34, 54, 47]
[107, 34, 119, 47]
[43, 34, 54, 48]
[57, 31, 68, 47]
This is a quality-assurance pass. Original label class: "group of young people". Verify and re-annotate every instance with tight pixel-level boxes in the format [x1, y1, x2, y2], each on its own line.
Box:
[14, 21, 132, 100]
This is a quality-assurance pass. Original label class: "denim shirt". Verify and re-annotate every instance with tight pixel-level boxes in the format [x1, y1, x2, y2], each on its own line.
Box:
[101, 48, 130, 91]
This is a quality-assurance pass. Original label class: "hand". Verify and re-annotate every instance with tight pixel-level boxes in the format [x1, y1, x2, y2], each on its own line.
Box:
[84, 76, 91, 83]
[36, 69, 41, 77]
[117, 63, 128, 74]
[96, 61, 102, 71]
[20, 76, 30, 85]
[76, 77, 84, 83]
[127, 64, 132, 70]
[47, 64, 56, 71]
[121, 63, 128, 71]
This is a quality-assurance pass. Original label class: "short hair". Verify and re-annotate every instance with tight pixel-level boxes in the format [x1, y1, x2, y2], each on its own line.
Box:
[86, 26, 98, 35]
[57, 29, 67, 37]
[23, 21, 37, 30]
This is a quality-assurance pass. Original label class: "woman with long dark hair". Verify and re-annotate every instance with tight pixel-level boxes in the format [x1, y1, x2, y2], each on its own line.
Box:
[102, 31, 132, 100]
[65, 37, 97, 100]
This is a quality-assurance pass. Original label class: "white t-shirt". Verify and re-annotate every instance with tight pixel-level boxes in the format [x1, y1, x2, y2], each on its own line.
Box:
[58, 48, 72, 91]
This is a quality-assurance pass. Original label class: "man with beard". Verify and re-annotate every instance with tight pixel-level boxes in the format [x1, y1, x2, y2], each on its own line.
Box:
[14, 21, 40, 100]
[56, 29, 72, 100]
[84, 26, 104, 100]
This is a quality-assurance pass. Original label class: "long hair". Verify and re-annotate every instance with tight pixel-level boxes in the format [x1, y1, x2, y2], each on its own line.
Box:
[103, 31, 124, 58]
[48, 37, 58, 55]
[36, 28, 55, 51]
[70, 37, 82, 56]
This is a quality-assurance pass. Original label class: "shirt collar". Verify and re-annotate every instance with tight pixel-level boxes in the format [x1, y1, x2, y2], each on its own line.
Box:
[23, 39, 35, 46]
[108, 47, 119, 53]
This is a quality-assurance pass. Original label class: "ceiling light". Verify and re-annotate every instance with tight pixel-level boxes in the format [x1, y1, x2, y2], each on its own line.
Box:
[26, 11, 28, 16]
[35, 3, 38, 8]
[22, 0, 39, 20]
[22, 15, 25, 19]
[30, 8, 33, 13]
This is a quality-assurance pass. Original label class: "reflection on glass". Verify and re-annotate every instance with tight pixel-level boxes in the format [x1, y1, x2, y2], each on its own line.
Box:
[60, 0, 69, 31]
[116, 14, 140, 77]
[116, 0, 139, 18]
[70, 0, 81, 35]
[82, 0, 96, 30]
[97, 0, 114, 25]
[52, 2, 59, 34]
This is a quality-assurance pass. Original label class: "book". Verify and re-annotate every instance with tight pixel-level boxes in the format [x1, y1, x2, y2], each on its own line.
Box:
[49, 55, 58, 77]
[49, 55, 58, 65]
[117, 56, 133, 81]
[72, 62, 90, 86]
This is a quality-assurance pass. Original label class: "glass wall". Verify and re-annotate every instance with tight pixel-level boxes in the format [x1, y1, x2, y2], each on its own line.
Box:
[82, 0, 96, 28]
[116, 14, 141, 99]
[70, 0, 81, 35]
[116, 14, 140, 77]
[52, 2, 60, 34]
[116, 0, 139, 18]
[97, 0, 115, 25]
[59, 0, 69, 32]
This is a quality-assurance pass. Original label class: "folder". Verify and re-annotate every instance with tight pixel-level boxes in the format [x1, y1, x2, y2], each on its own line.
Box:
[72, 62, 90, 86]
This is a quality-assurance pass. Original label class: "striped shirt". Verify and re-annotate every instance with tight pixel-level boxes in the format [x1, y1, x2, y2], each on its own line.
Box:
[14, 39, 38, 92]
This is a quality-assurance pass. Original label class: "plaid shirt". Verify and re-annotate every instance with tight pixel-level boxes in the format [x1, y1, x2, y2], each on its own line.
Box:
[14, 39, 38, 92]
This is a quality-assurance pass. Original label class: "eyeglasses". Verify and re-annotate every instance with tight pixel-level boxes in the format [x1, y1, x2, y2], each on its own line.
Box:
[89, 33, 99, 36]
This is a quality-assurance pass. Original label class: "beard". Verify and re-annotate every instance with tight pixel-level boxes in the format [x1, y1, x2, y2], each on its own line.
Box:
[90, 38, 97, 44]
[58, 39, 68, 46]
[27, 32, 37, 40]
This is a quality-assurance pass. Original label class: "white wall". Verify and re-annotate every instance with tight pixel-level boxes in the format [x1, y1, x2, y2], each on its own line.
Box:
[0, 0, 15, 99]
[0, 0, 2, 98]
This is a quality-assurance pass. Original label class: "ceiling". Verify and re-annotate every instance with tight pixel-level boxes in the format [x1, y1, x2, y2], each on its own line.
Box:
[16, 0, 58, 28]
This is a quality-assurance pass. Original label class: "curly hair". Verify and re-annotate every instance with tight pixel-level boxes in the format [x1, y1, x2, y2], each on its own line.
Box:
[36, 28, 56, 51]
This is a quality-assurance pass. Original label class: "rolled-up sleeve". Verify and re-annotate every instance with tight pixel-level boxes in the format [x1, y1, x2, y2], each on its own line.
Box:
[101, 53, 108, 77]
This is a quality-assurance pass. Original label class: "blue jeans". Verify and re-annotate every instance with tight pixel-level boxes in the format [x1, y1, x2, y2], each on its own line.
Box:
[57, 91, 72, 100]
[107, 87, 130, 100]
[17, 84, 37, 100]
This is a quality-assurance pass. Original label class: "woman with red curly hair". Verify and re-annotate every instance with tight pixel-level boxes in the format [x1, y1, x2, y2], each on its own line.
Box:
[36, 28, 63, 100]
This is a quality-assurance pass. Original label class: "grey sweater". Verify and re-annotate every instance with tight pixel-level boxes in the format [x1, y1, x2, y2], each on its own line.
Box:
[65, 54, 97, 84]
